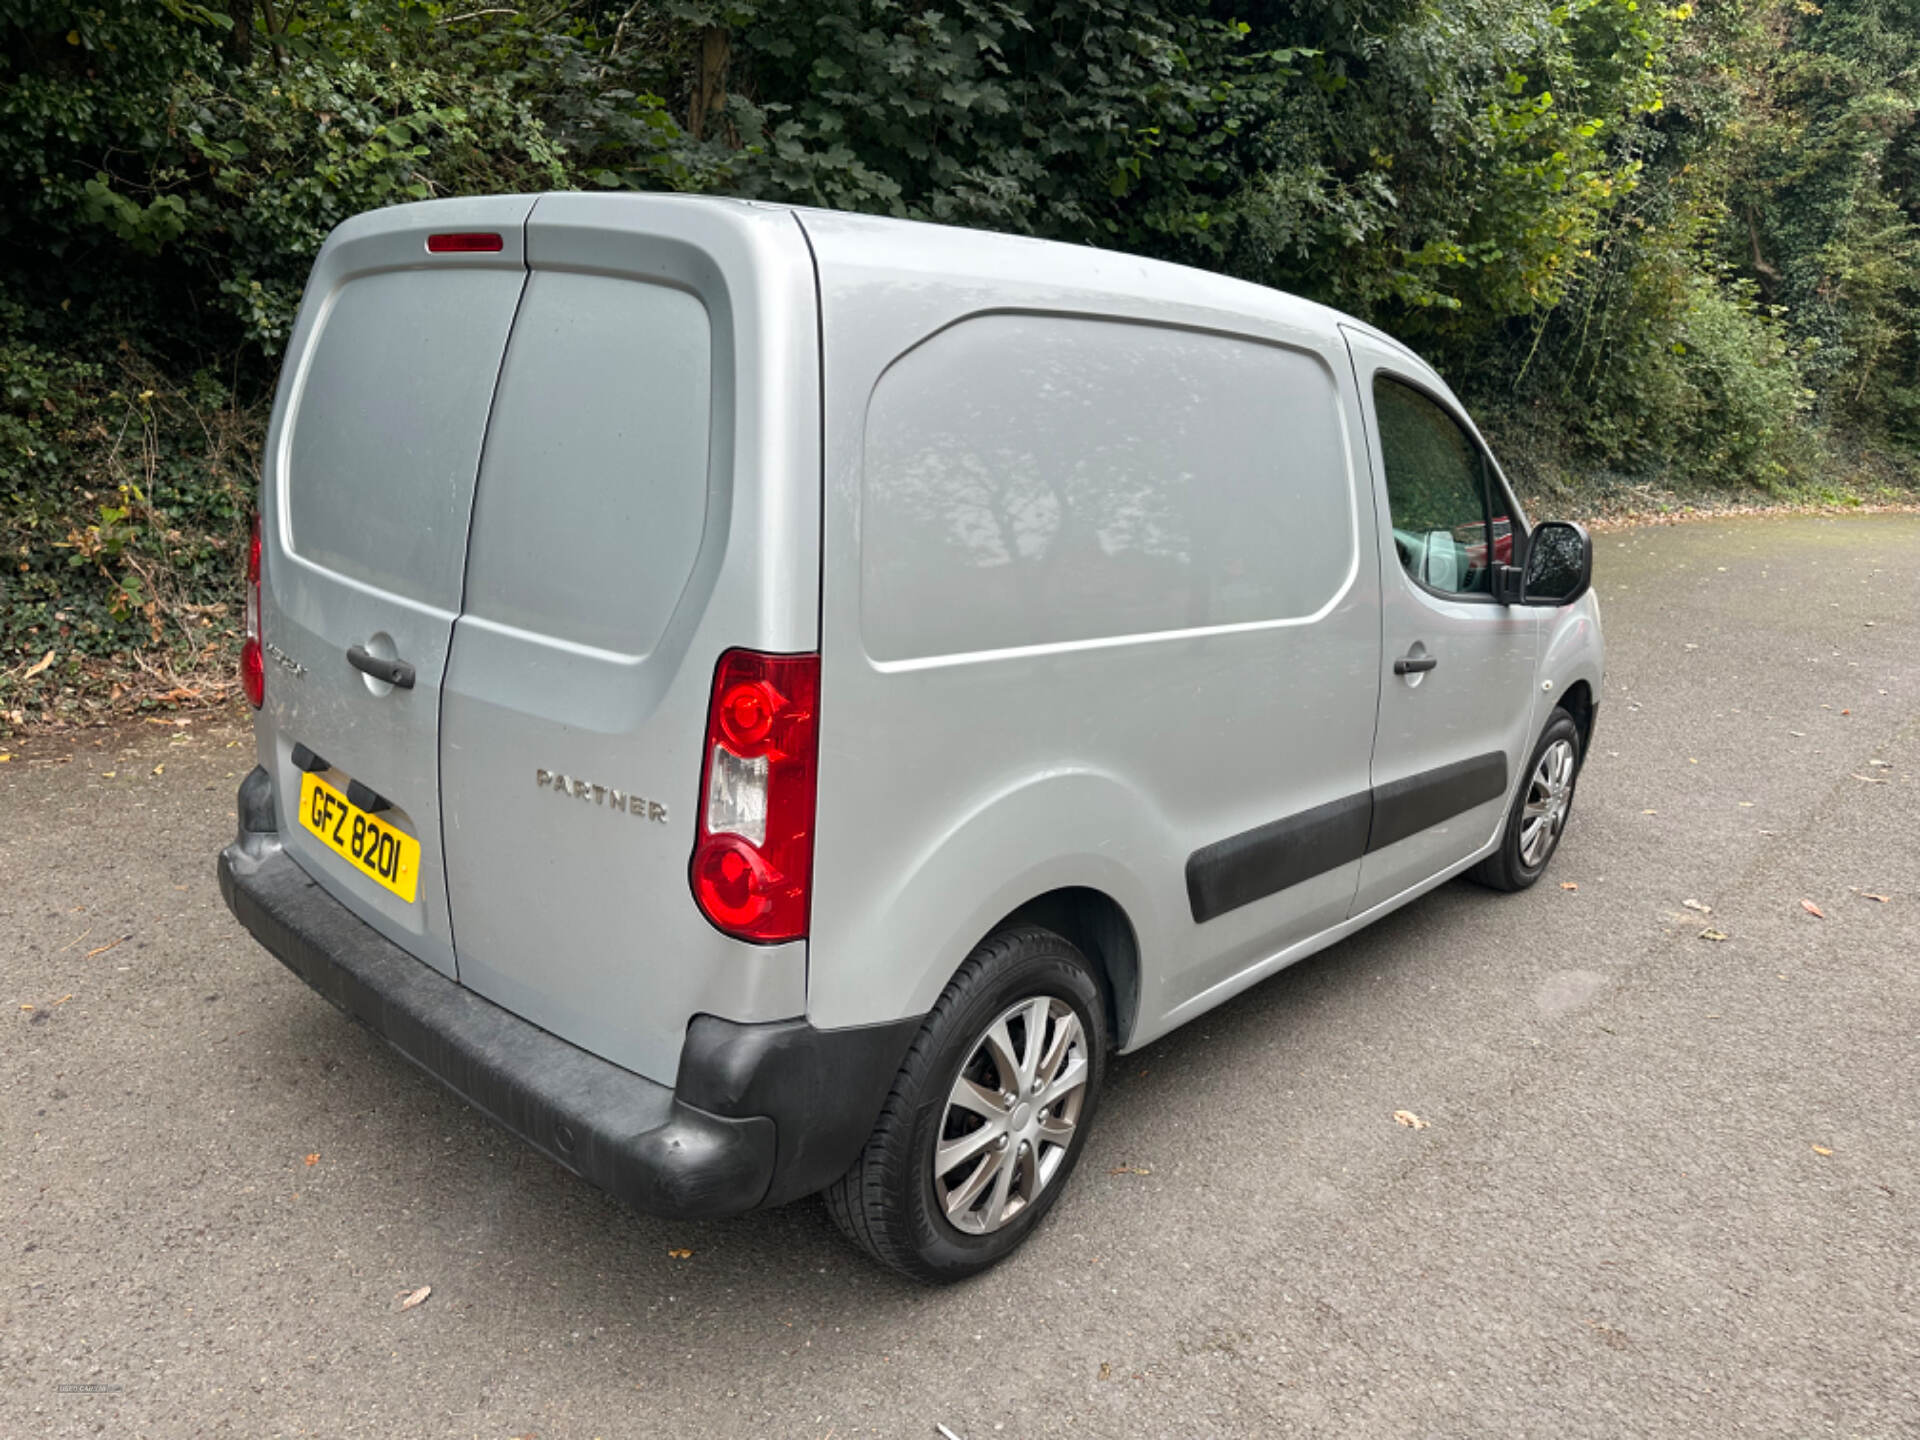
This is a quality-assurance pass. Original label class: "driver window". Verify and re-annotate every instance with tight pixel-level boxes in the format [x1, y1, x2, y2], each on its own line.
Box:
[1373, 377, 1492, 597]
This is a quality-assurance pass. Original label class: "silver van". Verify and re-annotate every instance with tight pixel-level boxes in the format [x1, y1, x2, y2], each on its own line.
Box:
[218, 194, 1603, 1281]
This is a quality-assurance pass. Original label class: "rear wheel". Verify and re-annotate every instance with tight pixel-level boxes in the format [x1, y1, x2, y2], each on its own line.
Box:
[1471, 707, 1582, 892]
[824, 925, 1107, 1283]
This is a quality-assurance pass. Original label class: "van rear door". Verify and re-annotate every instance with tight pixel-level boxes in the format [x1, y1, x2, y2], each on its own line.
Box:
[260, 197, 533, 978]
[438, 194, 821, 1085]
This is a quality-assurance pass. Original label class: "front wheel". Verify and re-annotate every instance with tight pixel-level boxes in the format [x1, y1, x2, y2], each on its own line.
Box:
[824, 925, 1108, 1283]
[1471, 707, 1583, 892]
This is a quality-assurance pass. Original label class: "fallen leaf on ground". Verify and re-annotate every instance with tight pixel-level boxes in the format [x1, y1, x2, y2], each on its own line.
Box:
[1108, 1164, 1154, 1176]
[17, 1003, 33, 1012]
[1098, 1362, 1112, 1381]
[398, 1285, 431, 1310]
[1642, 809, 1658, 815]
[1561, 881, 1578, 891]
[667, 1248, 693, 1259]
[1859, 892, 1890, 903]
[0, 754, 9, 763]
[1392, 1110, 1429, 1131]
[1682, 899, 1712, 915]
[22, 649, 54, 681]
[1699, 928, 1730, 942]
[304, 1153, 319, 1167]
[1800, 899, 1825, 919]
[1811, 1145, 1833, 1157]
[151, 763, 164, 776]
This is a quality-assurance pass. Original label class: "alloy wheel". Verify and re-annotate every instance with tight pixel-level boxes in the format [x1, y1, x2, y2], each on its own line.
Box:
[933, 996, 1090, 1235]
[1520, 737, 1577, 868]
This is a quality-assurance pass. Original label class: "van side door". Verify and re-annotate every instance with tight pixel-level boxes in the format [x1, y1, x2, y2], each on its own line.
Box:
[1341, 326, 1539, 913]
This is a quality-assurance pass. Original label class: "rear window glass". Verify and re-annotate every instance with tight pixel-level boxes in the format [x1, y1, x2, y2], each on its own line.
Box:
[458, 271, 712, 658]
[286, 268, 525, 612]
[860, 314, 1355, 662]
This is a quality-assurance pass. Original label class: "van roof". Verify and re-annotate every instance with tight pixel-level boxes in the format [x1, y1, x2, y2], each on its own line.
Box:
[498, 192, 1445, 396]
[783, 199, 1363, 327]
[336, 191, 1453, 408]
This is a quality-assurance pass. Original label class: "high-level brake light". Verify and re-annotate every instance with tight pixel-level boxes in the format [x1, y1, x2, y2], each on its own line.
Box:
[426, 232, 504, 253]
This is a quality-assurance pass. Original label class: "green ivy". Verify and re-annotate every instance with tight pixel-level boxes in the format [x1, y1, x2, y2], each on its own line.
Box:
[0, 0, 1915, 715]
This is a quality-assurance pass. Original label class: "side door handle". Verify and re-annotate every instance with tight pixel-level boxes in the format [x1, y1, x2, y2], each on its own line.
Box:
[1393, 653, 1438, 676]
[346, 645, 416, 690]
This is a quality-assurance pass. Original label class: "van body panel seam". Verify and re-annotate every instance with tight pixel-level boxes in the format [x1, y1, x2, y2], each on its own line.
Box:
[433, 231, 534, 980]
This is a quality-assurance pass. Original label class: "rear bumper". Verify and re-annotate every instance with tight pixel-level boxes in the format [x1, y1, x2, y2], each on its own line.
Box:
[219, 768, 917, 1219]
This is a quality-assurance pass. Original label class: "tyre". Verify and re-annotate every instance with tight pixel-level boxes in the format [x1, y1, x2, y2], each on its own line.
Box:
[1470, 707, 1583, 893]
[824, 924, 1108, 1283]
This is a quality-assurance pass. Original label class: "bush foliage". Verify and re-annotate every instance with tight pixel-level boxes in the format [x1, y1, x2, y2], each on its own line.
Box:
[2, 0, 1917, 719]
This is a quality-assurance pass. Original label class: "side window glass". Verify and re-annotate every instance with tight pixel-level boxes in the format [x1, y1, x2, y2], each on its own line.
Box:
[1373, 377, 1492, 596]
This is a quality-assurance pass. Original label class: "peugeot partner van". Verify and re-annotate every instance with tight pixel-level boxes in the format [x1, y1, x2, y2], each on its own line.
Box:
[217, 193, 1603, 1282]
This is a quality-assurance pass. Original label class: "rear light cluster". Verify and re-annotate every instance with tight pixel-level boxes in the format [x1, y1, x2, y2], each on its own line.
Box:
[690, 650, 821, 943]
[240, 517, 264, 709]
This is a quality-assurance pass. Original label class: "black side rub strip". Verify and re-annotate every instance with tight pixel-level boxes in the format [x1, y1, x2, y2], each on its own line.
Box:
[1366, 751, 1508, 855]
[1186, 791, 1372, 925]
[1186, 751, 1509, 923]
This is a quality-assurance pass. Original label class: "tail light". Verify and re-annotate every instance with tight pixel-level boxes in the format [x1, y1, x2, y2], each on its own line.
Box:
[240, 517, 265, 709]
[690, 650, 820, 943]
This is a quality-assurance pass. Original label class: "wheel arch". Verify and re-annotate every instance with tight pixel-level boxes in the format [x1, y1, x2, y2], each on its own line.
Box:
[806, 762, 1172, 1036]
[1539, 597, 1603, 762]
[1558, 678, 1595, 757]
[995, 887, 1143, 1051]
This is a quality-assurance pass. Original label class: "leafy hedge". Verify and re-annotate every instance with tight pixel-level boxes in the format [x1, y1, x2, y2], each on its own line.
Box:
[2, 0, 1917, 724]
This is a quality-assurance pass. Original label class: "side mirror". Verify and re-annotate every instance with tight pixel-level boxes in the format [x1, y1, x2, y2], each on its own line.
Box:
[1519, 520, 1593, 606]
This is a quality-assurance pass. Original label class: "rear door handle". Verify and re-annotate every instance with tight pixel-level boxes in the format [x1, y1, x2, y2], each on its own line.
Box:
[346, 645, 416, 690]
[1393, 653, 1438, 676]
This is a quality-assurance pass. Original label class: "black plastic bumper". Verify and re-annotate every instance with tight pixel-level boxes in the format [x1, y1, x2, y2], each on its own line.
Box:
[218, 768, 917, 1219]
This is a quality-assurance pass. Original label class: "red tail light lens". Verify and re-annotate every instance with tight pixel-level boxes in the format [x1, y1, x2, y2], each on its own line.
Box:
[690, 650, 820, 943]
[426, 232, 504, 253]
[240, 517, 264, 709]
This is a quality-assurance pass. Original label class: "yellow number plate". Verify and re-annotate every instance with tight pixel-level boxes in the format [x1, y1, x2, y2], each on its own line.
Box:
[298, 771, 420, 903]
